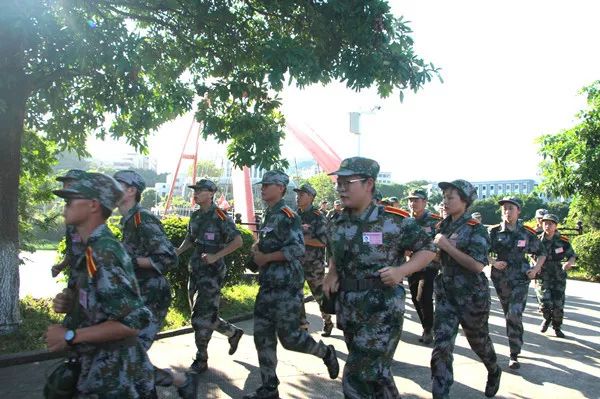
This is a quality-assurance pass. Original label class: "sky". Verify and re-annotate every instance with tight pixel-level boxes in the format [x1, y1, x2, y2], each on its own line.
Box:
[89, 0, 600, 183]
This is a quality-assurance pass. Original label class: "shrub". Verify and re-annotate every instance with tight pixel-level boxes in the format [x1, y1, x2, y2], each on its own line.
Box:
[571, 231, 600, 279]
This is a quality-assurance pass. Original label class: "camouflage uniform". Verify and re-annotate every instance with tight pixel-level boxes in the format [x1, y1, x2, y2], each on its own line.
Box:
[489, 220, 546, 357]
[251, 172, 333, 396]
[328, 157, 436, 399]
[430, 211, 498, 398]
[119, 203, 177, 350]
[536, 228, 575, 330]
[65, 224, 86, 288]
[295, 183, 332, 331]
[186, 202, 242, 365]
[407, 200, 442, 339]
[53, 173, 156, 398]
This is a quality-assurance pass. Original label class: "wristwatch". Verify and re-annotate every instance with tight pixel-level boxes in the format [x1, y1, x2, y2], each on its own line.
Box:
[64, 329, 76, 346]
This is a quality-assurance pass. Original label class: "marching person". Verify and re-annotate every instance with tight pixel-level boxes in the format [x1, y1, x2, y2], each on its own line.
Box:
[324, 157, 436, 398]
[430, 180, 501, 398]
[535, 214, 576, 338]
[406, 189, 442, 345]
[294, 183, 334, 336]
[176, 179, 245, 374]
[46, 172, 157, 398]
[244, 170, 338, 399]
[489, 197, 547, 369]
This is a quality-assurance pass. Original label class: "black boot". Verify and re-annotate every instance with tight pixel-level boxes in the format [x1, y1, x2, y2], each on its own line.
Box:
[228, 328, 244, 355]
[540, 318, 551, 333]
[323, 344, 339, 379]
[485, 366, 502, 397]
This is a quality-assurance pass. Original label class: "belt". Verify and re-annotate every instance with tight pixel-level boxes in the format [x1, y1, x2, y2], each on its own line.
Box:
[340, 278, 387, 291]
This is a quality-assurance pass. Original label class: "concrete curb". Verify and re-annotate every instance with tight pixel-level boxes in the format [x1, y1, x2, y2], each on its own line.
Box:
[0, 295, 315, 368]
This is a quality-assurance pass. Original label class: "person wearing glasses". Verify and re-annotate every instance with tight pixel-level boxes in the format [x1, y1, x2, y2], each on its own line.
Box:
[323, 157, 436, 399]
[430, 180, 501, 399]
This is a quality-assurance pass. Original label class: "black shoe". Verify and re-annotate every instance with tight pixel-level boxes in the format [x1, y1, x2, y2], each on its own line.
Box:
[540, 319, 551, 333]
[321, 321, 333, 337]
[485, 366, 502, 397]
[177, 372, 198, 399]
[190, 359, 207, 374]
[554, 328, 566, 338]
[422, 330, 433, 345]
[228, 328, 244, 355]
[323, 344, 339, 379]
[508, 354, 520, 370]
[242, 386, 280, 399]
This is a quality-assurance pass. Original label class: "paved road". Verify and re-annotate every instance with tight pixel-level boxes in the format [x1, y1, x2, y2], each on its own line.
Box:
[2, 275, 599, 398]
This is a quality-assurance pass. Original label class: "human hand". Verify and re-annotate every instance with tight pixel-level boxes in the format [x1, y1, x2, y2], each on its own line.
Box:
[53, 288, 74, 313]
[201, 253, 219, 265]
[378, 266, 404, 286]
[45, 324, 68, 352]
[493, 260, 508, 271]
[323, 271, 340, 296]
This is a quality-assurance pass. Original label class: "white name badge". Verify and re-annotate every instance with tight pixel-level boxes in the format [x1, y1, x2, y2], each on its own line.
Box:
[204, 232, 215, 240]
[517, 240, 527, 247]
[363, 232, 383, 245]
[555, 247, 564, 254]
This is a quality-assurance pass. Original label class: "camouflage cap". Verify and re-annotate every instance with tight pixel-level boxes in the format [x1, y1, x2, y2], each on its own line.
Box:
[406, 189, 428, 200]
[471, 212, 482, 219]
[438, 179, 478, 204]
[498, 196, 523, 209]
[541, 213, 559, 224]
[389, 196, 399, 203]
[535, 208, 549, 218]
[293, 183, 317, 197]
[328, 157, 380, 179]
[188, 179, 218, 192]
[374, 190, 383, 201]
[334, 199, 342, 206]
[55, 169, 87, 182]
[113, 170, 146, 192]
[53, 172, 124, 210]
[255, 170, 289, 186]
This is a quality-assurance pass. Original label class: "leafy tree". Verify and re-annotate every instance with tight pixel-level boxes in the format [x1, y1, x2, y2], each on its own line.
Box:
[189, 160, 224, 181]
[537, 81, 600, 201]
[0, 0, 438, 332]
[140, 188, 159, 210]
[300, 173, 337, 208]
[378, 183, 408, 199]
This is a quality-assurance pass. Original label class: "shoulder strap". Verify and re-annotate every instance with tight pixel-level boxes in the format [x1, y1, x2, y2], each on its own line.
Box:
[523, 225, 537, 235]
[281, 207, 294, 218]
[85, 246, 98, 278]
[215, 208, 227, 221]
[384, 206, 410, 218]
[134, 211, 142, 227]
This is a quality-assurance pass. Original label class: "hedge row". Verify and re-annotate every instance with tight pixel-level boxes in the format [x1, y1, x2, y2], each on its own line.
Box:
[59, 215, 255, 314]
[571, 231, 600, 280]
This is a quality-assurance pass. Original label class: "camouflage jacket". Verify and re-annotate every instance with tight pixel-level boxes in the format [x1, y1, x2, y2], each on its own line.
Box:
[257, 199, 305, 288]
[298, 204, 327, 257]
[120, 203, 177, 279]
[65, 224, 86, 287]
[437, 212, 490, 278]
[412, 210, 443, 270]
[538, 231, 576, 279]
[328, 204, 436, 281]
[489, 221, 547, 281]
[71, 224, 154, 397]
[186, 203, 241, 271]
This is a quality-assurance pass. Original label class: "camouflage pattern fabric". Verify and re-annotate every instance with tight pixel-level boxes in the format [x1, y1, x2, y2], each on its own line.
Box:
[120, 203, 177, 350]
[254, 199, 329, 390]
[535, 232, 576, 329]
[430, 213, 498, 398]
[328, 204, 435, 398]
[53, 172, 124, 211]
[114, 169, 147, 192]
[328, 156, 380, 178]
[186, 203, 242, 363]
[65, 224, 86, 288]
[71, 224, 155, 398]
[298, 205, 332, 327]
[408, 210, 442, 333]
[489, 221, 546, 356]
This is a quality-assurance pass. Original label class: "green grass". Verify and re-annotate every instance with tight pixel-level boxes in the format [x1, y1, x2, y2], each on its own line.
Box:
[0, 296, 62, 355]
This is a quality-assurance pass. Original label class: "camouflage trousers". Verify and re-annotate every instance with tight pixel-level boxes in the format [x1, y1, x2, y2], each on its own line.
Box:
[254, 285, 329, 389]
[431, 274, 497, 399]
[535, 268, 567, 329]
[137, 274, 174, 387]
[189, 262, 238, 363]
[300, 248, 332, 327]
[491, 270, 530, 356]
[337, 286, 405, 399]
[75, 342, 156, 398]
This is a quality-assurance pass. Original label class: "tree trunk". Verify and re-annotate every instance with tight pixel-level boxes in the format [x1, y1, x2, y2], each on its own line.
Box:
[0, 25, 28, 334]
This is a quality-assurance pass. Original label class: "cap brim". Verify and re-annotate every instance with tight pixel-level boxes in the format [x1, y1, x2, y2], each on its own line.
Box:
[438, 182, 455, 191]
[406, 195, 425, 200]
[328, 168, 356, 176]
[498, 199, 521, 208]
[52, 188, 86, 199]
